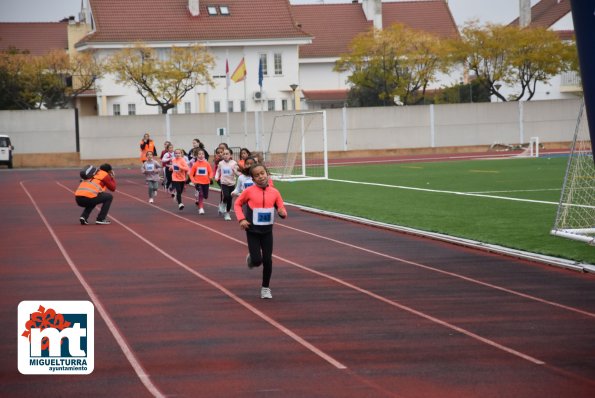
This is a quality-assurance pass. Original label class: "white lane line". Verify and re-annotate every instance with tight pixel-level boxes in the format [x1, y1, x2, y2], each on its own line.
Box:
[114, 184, 546, 365]
[22, 181, 166, 398]
[328, 178, 560, 206]
[277, 224, 595, 320]
[59, 183, 347, 370]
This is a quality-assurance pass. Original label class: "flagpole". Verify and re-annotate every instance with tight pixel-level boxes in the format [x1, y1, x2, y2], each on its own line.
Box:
[243, 52, 248, 148]
[225, 51, 230, 146]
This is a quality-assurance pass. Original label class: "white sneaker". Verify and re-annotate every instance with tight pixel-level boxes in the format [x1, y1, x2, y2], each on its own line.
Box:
[224, 212, 231, 221]
[149, 198, 154, 203]
[198, 207, 205, 215]
[178, 203, 184, 210]
[260, 287, 272, 299]
[218, 202, 225, 214]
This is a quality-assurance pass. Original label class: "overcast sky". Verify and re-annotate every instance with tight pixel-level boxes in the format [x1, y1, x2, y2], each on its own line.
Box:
[0, 0, 540, 25]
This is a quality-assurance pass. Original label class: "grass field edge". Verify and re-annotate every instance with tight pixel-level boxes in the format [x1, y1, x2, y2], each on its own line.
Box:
[285, 201, 595, 274]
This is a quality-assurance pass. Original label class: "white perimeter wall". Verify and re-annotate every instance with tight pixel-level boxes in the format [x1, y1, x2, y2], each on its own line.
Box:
[0, 98, 581, 159]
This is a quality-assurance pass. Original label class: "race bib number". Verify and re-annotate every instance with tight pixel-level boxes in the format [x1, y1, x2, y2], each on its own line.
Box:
[145, 164, 154, 172]
[252, 208, 274, 226]
[222, 167, 232, 176]
[196, 167, 207, 176]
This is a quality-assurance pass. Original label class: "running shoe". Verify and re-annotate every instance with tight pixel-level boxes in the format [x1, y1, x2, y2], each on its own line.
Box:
[178, 203, 185, 210]
[149, 198, 154, 204]
[260, 287, 272, 299]
[198, 207, 205, 215]
[224, 212, 231, 221]
[95, 219, 111, 225]
[79, 217, 88, 225]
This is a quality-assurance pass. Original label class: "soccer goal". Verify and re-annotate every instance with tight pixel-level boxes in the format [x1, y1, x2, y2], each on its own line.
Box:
[551, 99, 595, 245]
[263, 111, 328, 181]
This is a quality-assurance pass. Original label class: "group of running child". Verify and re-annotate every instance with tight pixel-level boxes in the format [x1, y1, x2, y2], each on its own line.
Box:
[138, 134, 287, 299]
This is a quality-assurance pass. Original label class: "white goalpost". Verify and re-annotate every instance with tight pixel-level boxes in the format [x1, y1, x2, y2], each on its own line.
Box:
[263, 110, 328, 181]
[551, 99, 595, 245]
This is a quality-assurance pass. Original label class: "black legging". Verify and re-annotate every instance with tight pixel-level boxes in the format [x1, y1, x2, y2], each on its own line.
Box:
[246, 230, 273, 287]
[221, 184, 234, 212]
[76, 193, 113, 221]
[164, 167, 173, 192]
[172, 181, 184, 204]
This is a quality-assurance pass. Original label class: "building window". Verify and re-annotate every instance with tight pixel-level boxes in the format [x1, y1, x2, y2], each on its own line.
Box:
[184, 102, 191, 114]
[171, 106, 178, 114]
[214, 101, 221, 113]
[113, 104, 120, 116]
[274, 53, 282, 75]
[128, 104, 136, 115]
[240, 100, 245, 112]
[259, 53, 268, 76]
[219, 5, 229, 15]
[267, 100, 275, 111]
[281, 99, 288, 111]
[207, 6, 218, 15]
[228, 101, 233, 112]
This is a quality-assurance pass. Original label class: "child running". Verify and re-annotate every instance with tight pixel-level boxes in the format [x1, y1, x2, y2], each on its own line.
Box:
[170, 148, 189, 210]
[231, 156, 256, 198]
[234, 164, 287, 299]
[214, 148, 239, 221]
[161, 143, 175, 196]
[141, 151, 161, 203]
[189, 148, 213, 214]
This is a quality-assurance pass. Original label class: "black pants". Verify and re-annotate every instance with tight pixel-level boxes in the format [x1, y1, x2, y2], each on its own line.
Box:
[164, 168, 173, 192]
[246, 230, 273, 288]
[172, 181, 185, 204]
[76, 193, 113, 221]
[221, 184, 234, 212]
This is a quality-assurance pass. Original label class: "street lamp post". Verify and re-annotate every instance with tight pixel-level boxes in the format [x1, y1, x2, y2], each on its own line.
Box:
[290, 84, 298, 111]
[494, 83, 502, 102]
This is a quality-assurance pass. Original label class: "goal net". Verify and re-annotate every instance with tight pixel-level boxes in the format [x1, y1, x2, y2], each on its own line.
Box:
[551, 99, 595, 245]
[263, 111, 328, 181]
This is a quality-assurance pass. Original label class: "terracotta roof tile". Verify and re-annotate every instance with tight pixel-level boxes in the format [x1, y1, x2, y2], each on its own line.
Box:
[292, 1, 458, 58]
[509, 0, 571, 28]
[81, 0, 310, 44]
[302, 89, 349, 101]
[0, 22, 68, 55]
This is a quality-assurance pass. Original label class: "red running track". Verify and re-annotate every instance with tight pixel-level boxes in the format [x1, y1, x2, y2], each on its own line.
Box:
[1, 168, 594, 398]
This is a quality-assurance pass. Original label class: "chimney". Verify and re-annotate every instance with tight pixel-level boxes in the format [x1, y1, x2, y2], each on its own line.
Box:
[519, 0, 531, 28]
[362, 0, 382, 30]
[188, 0, 200, 17]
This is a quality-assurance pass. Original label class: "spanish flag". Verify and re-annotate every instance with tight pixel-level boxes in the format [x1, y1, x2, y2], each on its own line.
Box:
[231, 58, 247, 83]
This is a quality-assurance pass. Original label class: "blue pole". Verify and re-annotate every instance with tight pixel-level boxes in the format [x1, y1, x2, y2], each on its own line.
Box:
[569, 0, 595, 162]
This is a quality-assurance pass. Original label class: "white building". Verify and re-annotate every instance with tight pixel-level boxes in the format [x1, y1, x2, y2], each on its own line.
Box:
[70, 0, 458, 115]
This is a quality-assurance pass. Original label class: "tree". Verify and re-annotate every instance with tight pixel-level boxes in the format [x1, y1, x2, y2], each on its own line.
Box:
[0, 48, 101, 110]
[0, 48, 38, 110]
[40, 50, 103, 109]
[335, 24, 449, 107]
[451, 22, 577, 101]
[106, 43, 215, 114]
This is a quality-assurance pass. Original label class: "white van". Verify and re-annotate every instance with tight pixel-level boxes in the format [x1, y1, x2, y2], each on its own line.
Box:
[0, 134, 14, 168]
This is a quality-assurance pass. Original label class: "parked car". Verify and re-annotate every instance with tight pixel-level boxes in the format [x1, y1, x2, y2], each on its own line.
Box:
[0, 134, 14, 168]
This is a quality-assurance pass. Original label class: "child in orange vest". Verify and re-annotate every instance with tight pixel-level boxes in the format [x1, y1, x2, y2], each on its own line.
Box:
[189, 148, 213, 214]
[170, 148, 189, 210]
[234, 164, 287, 299]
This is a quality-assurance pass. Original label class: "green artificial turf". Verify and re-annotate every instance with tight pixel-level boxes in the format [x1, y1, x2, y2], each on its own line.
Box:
[275, 156, 595, 264]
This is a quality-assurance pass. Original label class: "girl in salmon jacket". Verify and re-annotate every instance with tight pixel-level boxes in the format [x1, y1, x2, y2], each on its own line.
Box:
[234, 164, 287, 299]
